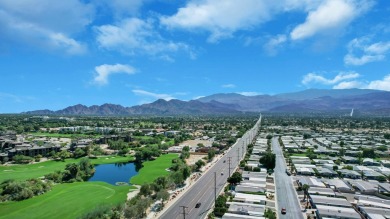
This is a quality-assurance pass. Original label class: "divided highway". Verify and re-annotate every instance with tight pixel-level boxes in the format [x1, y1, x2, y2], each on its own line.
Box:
[160, 116, 262, 219]
[272, 137, 304, 219]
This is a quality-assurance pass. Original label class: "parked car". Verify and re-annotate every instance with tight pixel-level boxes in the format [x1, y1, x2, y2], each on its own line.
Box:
[195, 202, 201, 208]
[285, 169, 291, 176]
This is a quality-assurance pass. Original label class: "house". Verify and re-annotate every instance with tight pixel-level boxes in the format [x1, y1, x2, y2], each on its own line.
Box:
[222, 213, 265, 219]
[226, 202, 265, 217]
[362, 170, 386, 181]
[316, 205, 361, 219]
[310, 195, 351, 208]
[363, 158, 380, 166]
[322, 179, 353, 193]
[347, 180, 377, 194]
[297, 176, 326, 188]
[316, 167, 338, 177]
[233, 193, 266, 204]
[358, 206, 390, 219]
[381, 160, 390, 168]
[356, 195, 390, 209]
[339, 169, 361, 179]
[308, 187, 335, 197]
[296, 167, 314, 175]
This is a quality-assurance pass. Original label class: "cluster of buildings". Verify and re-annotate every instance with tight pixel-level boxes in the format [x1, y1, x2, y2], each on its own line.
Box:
[0, 133, 66, 162]
[222, 137, 271, 219]
[296, 176, 390, 218]
[280, 132, 390, 219]
[281, 134, 389, 181]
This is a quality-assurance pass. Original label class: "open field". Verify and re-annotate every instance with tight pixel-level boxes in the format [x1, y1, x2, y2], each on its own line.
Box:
[130, 153, 178, 185]
[0, 156, 134, 182]
[0, 182, 134, 219]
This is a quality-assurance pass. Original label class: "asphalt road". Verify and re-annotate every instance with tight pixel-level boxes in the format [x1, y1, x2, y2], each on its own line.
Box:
[160, 116, 262, 219]
[272, 137, 304, 219]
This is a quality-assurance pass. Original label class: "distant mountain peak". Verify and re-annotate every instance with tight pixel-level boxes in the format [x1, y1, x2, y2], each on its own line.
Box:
[23, 89, 390, 116]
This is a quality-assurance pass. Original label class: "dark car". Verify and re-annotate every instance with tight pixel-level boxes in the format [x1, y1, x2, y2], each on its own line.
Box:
[281, 208, 286, 214]
[195, 202, 201, 208]
[223, 160, 226, 163]
[285, 169, 291, 176]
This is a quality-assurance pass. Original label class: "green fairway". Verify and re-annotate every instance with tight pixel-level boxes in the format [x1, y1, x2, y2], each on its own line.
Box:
[130, 153, 178, 185]
[0, 156, 134, 182]
[0, 182, 134, 219]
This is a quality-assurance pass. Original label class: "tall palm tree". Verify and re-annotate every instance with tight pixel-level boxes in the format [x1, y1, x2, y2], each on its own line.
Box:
[302, 184, 310, 202]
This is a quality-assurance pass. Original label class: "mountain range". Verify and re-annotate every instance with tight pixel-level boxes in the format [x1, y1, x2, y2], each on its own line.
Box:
[24, 89, 390, 116]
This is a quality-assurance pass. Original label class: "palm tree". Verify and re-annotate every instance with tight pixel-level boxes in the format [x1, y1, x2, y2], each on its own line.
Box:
[302, 184, 310, 201]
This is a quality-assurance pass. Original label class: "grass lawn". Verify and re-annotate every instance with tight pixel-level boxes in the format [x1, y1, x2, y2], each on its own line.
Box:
[133, 136, 154, 140]
[0, 156, 134, 182]
[130, 153, 178, 185]
[0, 182, 134, 219]
[290, 153, 308, 157]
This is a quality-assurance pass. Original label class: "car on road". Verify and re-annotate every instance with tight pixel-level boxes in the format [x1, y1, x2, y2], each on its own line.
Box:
[223, 160, 226, 163]
[281, 208, 286, 214]
[285, 169, 291, 176]
[195, 202, 201, 208]
[221, 172, 224, 175]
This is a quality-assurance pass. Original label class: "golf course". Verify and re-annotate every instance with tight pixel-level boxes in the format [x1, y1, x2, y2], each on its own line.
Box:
[130, 153, 178, 185]
[0, 156, 134, 182]
[0, 182, 134, 219]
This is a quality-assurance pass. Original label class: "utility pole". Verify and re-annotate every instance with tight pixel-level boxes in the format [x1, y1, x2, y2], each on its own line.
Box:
[228, 157, 232, 176]
[179, 206, 188, 219]
[237, 147, 240, 162]
[214, 172, 217, 206]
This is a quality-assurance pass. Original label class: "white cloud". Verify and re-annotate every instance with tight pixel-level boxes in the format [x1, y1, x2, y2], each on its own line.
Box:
[263, 34, 287, 55]
[93, 64, 136, 85]
[366, 75, 390, 91]
[222, 84, 236, 88]
[95, 18, 193, 58]
[132, 89, 175, 101]
[0, 0, 93, 54]
[302, 72, 360, 85]
[333, 81, 364, 89]
[331, 74, 390, 91]
[290, 0, 372, 40]
[160, 0, 273, 42]
[344, 37, 390, 65]
[237, 92, 260, 96]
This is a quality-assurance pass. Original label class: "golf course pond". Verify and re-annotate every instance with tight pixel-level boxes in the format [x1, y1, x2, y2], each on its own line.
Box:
[88, 162, 138, 185]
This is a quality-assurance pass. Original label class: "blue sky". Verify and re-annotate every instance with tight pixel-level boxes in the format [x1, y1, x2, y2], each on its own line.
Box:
[1, 0, 390, 113]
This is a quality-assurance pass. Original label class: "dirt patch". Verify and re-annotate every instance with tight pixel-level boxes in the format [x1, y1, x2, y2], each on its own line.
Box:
[179, 139, 213, 147]
[186, 154, 206, 166]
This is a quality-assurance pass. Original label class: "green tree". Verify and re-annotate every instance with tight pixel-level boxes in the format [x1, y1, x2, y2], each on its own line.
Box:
[259, 152, 276, 170]
[214, 195, 228, 217]
[208, 149, 216, 161]
[227, 172, 242, 185]
[13, 155, 33, 164]
[362, 148, 376, 158]
[74, 148, 86, 158]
